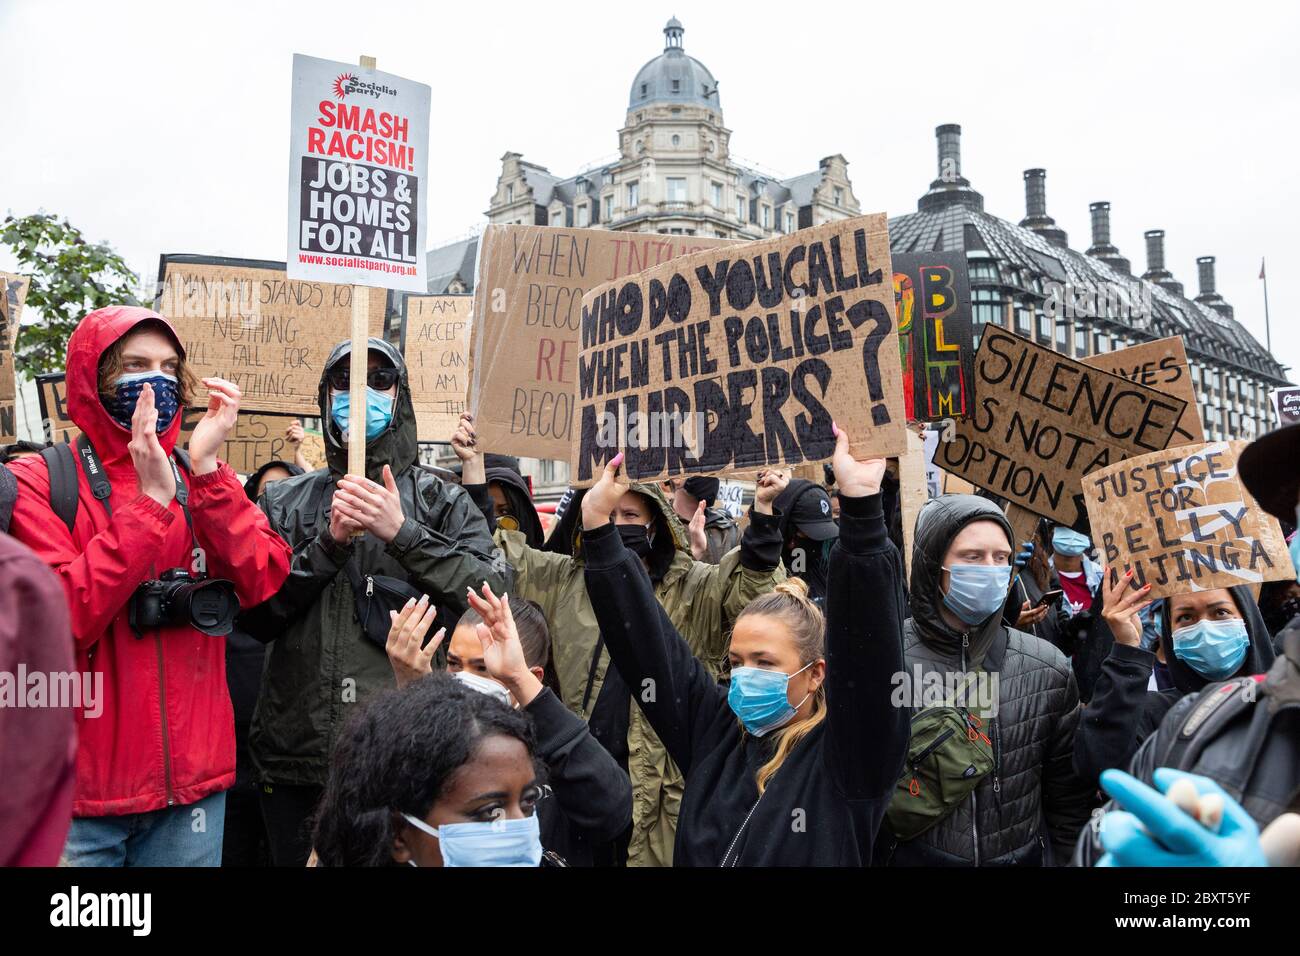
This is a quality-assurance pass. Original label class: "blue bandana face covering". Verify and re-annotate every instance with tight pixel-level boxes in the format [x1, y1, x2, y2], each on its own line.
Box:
[728, 661, 813, 737]
[1171, 618, 1250, 681]
[105, 371, 180, 433]
[400, 812, 542, 867]
[330, 388, 394, 442]
[942, 564, 1013, 626]
[1051, 526, 1091, 557]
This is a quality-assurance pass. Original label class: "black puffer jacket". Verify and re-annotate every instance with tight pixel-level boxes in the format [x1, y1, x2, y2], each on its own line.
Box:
[1072, 585, 1276, 788]
[878, 495, 1093, 866]
[244, 337, 507, 787]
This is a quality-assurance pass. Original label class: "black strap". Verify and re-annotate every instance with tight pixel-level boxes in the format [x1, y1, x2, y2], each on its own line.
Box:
[40, 442, 81, 535]
[581, 635, 606, 715]
[1161, 677, 1256, 770]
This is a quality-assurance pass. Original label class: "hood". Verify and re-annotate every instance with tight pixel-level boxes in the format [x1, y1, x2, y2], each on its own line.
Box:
[1158, 585, 1278, 694]
[243, 459, 306, 502]
[319, 337, 418, 482]
[65, 306, 186, 468]
[909, 494, 1015, 665]
[704, 507, 736, 531]
[487, 466, 544, 549]
[632, 482, 689, 582]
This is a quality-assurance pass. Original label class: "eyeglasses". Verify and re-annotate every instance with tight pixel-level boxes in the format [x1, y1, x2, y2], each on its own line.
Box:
[326, 366, 400, 391]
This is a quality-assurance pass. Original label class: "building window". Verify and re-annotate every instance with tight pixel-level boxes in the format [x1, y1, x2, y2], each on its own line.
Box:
[711, 181, 723, 207]
[1055, 320, 1069, 353]
[627, 181, 639, 206]
[667, 177, 687, 202]
[1015, 301, 1033, 336]
[1038, 311, 1053, 344]
[973, 289, 1003, 329]
[671, 79, 680, 93]
[1075, 327, 1089, 357]
[785, 212, 795, 233]
[551, 210, 564, 226]
[968, 259, 1000, 284]
[761, 205, 771, 228]
[603, 195, 614, 220]
[671, 134, 681, 147]
[506, 184, 514, 203]
[833, 187, 844, 207]
[576, 204, 589, 227]
[640, 84, 647, 98]
[736, 196, 747, 222]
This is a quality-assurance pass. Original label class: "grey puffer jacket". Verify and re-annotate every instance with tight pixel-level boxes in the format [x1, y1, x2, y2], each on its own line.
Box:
[878, 495, 1094, 866]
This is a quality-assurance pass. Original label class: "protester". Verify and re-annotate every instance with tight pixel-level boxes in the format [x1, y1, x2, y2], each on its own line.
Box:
[6, 305, 293, 866]
[384, 584, 633, 866]
[877, 494, 1092, 866]
[577, 426, 907, 865]
[219, 460, 307, 867]
[450, 412, 786, 867]
[664, 475, 740, 563]
[1073, 579, 1276, 788]
[241, 338, 505, 867]
[0, 531, 76, 866]
[772, 477, 839, 609]
[1003, 523, 1058, 641]
[312, 671, 554, 867]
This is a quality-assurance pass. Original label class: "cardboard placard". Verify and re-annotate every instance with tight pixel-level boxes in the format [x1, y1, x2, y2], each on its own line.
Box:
[899, 428, 929, 582]
[1083, 336, 1205, 444]
[1082, 440, 1293, 601]
[1, 271, 31, 349]
[1271, 386, 1300, 426]
[570, 214, 907, 485]
[468, 225, 730, 461]
[937, 327, 1187, 526]
[286, 54, 431, 293]
[155, 255, 387, 416]
[401, 294, 471, 442]
[0, 353, 15, 445]
[36, 372, 326, 474]
[892, 253, 974, 422]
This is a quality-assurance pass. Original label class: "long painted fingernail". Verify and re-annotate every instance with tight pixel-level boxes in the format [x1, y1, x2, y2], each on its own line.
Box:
[611, 451, 624, 468]
[831, 421, 841, 437]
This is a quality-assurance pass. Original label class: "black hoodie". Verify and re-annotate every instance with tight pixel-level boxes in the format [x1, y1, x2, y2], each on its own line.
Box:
[1072, 585, 1277, 787]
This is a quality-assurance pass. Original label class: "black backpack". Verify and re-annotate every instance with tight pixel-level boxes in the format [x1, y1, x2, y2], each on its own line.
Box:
[0, 463, 15, 535]
[38, 434, 191, 534]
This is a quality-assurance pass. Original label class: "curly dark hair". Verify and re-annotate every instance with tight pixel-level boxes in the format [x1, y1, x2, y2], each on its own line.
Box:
[312, 671, 539, 867]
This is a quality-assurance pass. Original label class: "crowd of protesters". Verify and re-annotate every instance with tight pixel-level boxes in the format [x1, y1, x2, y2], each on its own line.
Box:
[2, 303, 1299, 868]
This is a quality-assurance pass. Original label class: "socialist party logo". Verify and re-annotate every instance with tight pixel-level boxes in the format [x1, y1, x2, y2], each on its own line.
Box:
[332, 72, 397, 101]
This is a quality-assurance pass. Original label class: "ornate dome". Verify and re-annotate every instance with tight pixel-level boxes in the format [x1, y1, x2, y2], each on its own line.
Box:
[628, 19, 721, 112]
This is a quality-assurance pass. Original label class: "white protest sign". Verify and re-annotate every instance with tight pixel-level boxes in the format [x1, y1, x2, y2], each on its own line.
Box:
[287, 54, 430, 294]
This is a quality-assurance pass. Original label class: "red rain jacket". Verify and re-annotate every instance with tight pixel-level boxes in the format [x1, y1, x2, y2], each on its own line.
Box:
[8, 306, 292, 817]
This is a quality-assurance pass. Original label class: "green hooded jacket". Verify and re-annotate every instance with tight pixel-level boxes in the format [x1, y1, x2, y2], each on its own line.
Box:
[245, 337, 507, 787]
[497, 483, 784, 866]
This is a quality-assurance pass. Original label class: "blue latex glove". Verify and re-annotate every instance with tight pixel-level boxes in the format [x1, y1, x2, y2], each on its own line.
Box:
[1096, 768, 1267, 867]
[1014, 540, 1034, 569]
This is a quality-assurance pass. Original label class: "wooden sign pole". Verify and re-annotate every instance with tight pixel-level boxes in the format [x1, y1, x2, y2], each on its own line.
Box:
[347, 53, 378, 480]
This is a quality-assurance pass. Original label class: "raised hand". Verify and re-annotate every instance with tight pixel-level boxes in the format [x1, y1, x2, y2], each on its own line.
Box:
[830, 421, 886, 498]
[1099, 565, 1152, 648]
[754, 468, 790, 515]
[688, 499, 708, 559]
[334, 464, 406, 543]
[129, 382, 176, 506]
[385, 595, 444, 690]
[466, 582, 542, 706]
[450, 412, 485, 485]
[189, 377, 241, 475]
[581, 451, 629, 531]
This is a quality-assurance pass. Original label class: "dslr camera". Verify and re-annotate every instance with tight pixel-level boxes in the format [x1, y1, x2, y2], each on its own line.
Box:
[130, 568, 240, 637]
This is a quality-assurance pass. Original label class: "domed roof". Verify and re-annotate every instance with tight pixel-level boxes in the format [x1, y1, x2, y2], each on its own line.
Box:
[628, 19, 721, 111]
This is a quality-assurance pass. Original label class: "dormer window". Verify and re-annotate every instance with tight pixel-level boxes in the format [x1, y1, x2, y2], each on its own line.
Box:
[641, 84, 647, 97]
[506, 184, 514, 202]
[671, 79, 680, 93]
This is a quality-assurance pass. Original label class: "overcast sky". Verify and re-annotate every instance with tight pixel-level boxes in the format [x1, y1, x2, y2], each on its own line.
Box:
[3, 0, 1296, 381]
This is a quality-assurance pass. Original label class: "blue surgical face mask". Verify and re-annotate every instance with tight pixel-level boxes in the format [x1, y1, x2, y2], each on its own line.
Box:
[728, 661, 814, 737]
[1171, 618, 1250, 681]
[942, 564, 1013, 626]
[330, 387, 394, 442]
[400, 811, 542, 868]
[105, 371, 180, 433]
[1051, 526, 1091, 557]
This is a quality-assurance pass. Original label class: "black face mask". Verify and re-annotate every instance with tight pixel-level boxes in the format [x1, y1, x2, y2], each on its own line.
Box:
[618, 523, 654, 559]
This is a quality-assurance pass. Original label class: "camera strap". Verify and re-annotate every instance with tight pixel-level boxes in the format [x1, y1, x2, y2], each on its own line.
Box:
[70, 435, 197, 546]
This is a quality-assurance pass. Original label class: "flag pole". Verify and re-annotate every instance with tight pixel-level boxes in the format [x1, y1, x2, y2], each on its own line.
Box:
[1261, 257, 1273, 355]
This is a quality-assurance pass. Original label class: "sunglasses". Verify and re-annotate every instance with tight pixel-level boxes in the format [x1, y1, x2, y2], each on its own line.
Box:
[327, 366, 401, 391]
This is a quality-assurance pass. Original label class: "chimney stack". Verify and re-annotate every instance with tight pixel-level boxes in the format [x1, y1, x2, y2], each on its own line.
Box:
[1017, 168, 1068, 248]
[1142, 230, 1183, 296]
[918, 124, 983, 213]
[1085, 201, 1130, 274]
[1195, 255, 1234, 319]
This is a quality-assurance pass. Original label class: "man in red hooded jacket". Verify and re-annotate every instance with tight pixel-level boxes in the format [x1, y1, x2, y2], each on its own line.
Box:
[7, 306, 292, 866]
